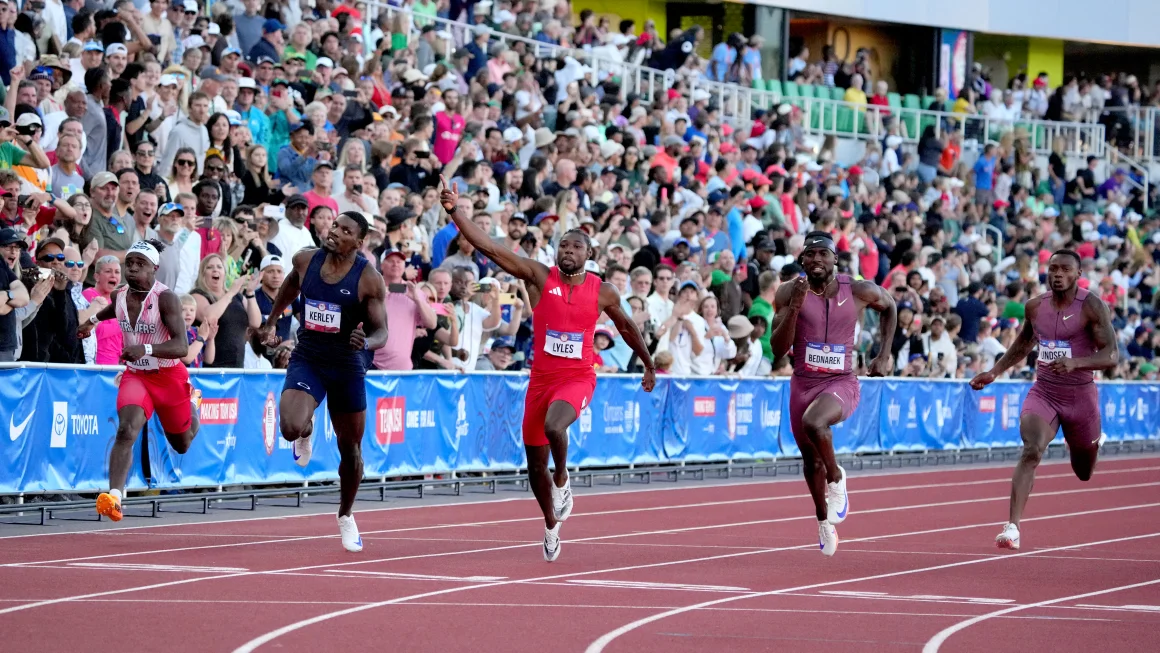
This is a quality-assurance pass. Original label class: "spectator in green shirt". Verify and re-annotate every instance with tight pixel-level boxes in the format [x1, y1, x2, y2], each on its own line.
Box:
[1000, 283, 1026, 320]
[747, 268, 779, 368]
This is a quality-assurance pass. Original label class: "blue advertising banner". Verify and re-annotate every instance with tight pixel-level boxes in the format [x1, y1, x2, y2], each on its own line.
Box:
[1, 366, 1158, 493]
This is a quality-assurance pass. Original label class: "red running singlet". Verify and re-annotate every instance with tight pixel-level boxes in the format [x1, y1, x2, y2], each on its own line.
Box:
[530, 267, 603, 381]
[522, 267, 603, 446]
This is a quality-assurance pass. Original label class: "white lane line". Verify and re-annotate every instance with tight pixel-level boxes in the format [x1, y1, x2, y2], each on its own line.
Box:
[582, 533, 1160, 653]
[323, 570, 507, 582]
[228, 505, 1160, 653]
[3, 458, 1156, 541]
[922, 578, 1160, 652]
[0, 598, 1121, 622]
[3, 491, 1159, 622]
[7, 469, 1156, 570]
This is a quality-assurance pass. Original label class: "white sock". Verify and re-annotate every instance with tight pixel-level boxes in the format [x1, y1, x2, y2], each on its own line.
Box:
[110, 488, 122, 501]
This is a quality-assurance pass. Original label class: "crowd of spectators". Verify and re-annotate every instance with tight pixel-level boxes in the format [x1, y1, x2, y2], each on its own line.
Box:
[0, 0, 1158, 385]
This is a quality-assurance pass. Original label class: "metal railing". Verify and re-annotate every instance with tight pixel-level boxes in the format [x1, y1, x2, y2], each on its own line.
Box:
[1101, 105, 1160, 164]
[361, 1, 1137, 165]
[362, 1, 767, 126]
[776, 95, 1106, 158]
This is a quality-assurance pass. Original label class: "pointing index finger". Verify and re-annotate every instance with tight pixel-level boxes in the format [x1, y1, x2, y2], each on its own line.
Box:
[439, 174, 448, 191]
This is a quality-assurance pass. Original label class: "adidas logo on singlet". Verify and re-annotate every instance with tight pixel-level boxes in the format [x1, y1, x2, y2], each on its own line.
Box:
[549, 287, 563, 296]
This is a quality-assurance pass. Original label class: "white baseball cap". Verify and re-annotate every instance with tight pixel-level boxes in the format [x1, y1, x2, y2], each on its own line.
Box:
[105, 43, 128, 57]
[237, 77, 256, 90]
[315, 57, 334, 69]
[159, 74, 179, 87]
[260, 255, 284, 272]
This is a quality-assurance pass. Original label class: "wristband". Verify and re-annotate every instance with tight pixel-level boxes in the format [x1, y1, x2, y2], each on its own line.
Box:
[144, 344, 153, 356]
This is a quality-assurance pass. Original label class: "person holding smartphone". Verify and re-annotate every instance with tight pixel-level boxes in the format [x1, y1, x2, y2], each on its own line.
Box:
[372, 247, 437, 371]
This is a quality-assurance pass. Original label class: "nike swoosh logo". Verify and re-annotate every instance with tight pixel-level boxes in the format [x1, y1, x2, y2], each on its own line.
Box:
[837, 298, 848, 307]
[9, 410, 34, 441]
[1062, 314, 1074, 321]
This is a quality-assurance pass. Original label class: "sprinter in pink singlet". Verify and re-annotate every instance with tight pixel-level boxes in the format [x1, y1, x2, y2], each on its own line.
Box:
[770, 231, 897, 556]
[971, 249, 1117, 550]
[77, 241, 201, 522]
[439, 176, 655, 562]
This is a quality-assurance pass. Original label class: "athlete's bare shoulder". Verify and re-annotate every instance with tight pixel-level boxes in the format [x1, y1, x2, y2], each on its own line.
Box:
[1081, 288, 1113, 326]
[291, 248, 318, 274]
[358, 255, 386, 300]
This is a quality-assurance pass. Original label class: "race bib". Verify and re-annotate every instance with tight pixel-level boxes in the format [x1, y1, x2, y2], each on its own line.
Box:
[544, 329, 584, 359]
[804, 342, 846, 373]
[127, 356, 159, 372]
[1038, 339, 1072, 364]
[304, 299, 341, 333]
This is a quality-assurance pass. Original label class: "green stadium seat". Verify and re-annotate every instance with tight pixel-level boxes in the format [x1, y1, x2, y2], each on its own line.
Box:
[922, 95, 936, 110]
[830, 86, 845, 102]
[798, 84, 815, 99]
[752, 80, 764, 90]
[766, 79, 782, 97]
[887, 92, 902, 109]
[783, 81, 799, 98]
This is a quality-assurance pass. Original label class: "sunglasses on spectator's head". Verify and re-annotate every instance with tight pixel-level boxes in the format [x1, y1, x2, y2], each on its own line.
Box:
[38, 253, 65, 262]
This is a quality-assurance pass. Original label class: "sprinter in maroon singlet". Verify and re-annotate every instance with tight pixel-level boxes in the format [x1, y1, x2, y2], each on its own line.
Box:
[439, 176, 655, 562]
[770, 231, 896, 556]
[970, 249, 1117, 550]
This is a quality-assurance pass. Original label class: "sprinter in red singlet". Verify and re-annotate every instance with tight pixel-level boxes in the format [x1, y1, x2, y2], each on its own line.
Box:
[970, 249, 1117, 550]
[439, 176, 655, 561]
[77, 241, 201, 522]
[770, 231, 897, 556]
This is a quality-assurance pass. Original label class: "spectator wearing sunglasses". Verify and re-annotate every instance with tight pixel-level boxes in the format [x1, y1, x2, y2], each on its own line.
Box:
[88, 171, 135, 260]
[132, 138, 169, 202]
[19, 238, 84, 364]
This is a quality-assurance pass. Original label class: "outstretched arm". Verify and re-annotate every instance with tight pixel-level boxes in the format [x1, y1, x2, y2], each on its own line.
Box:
[439, 175, 549, 287]
[853, 280, 897, 376]
[1053, 294, 1118, 374]
[601, 283, 656, 391]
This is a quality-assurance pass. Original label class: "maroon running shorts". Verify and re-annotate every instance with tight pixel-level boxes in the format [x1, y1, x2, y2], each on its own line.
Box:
[1021, 381, 1102, 449]
[789, 374, 860, 438]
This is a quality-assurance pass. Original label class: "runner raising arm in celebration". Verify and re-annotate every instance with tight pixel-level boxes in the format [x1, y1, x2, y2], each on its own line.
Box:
[439, 174, 655, 561]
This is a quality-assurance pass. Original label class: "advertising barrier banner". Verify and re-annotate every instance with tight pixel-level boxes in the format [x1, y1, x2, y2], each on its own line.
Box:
[1, 367, 1157, 493]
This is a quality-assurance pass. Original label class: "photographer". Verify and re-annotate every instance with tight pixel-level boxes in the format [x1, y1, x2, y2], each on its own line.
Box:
[19, 238, 84, 364]
[0, 228, 31, 362]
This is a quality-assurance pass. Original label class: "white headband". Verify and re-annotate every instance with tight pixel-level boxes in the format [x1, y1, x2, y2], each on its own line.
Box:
[127, 241, 160, 266]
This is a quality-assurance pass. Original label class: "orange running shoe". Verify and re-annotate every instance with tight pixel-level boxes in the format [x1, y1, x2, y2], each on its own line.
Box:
[96, 493, 123, 522]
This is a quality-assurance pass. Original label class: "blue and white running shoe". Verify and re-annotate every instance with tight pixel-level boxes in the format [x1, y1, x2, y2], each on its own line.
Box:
[819, 520, 838, 557]
[827, 464, 849, 524]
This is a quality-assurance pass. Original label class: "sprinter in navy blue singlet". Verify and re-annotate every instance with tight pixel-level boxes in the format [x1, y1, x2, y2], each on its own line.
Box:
[258, 210, 388, 553]
[285, 248, 370, 411]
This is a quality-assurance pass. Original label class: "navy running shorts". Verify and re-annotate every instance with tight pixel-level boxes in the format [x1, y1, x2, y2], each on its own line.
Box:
[283, 355, 367, 414]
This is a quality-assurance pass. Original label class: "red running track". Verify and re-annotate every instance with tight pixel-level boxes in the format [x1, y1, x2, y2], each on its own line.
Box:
[1, 457, 1160, 653]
